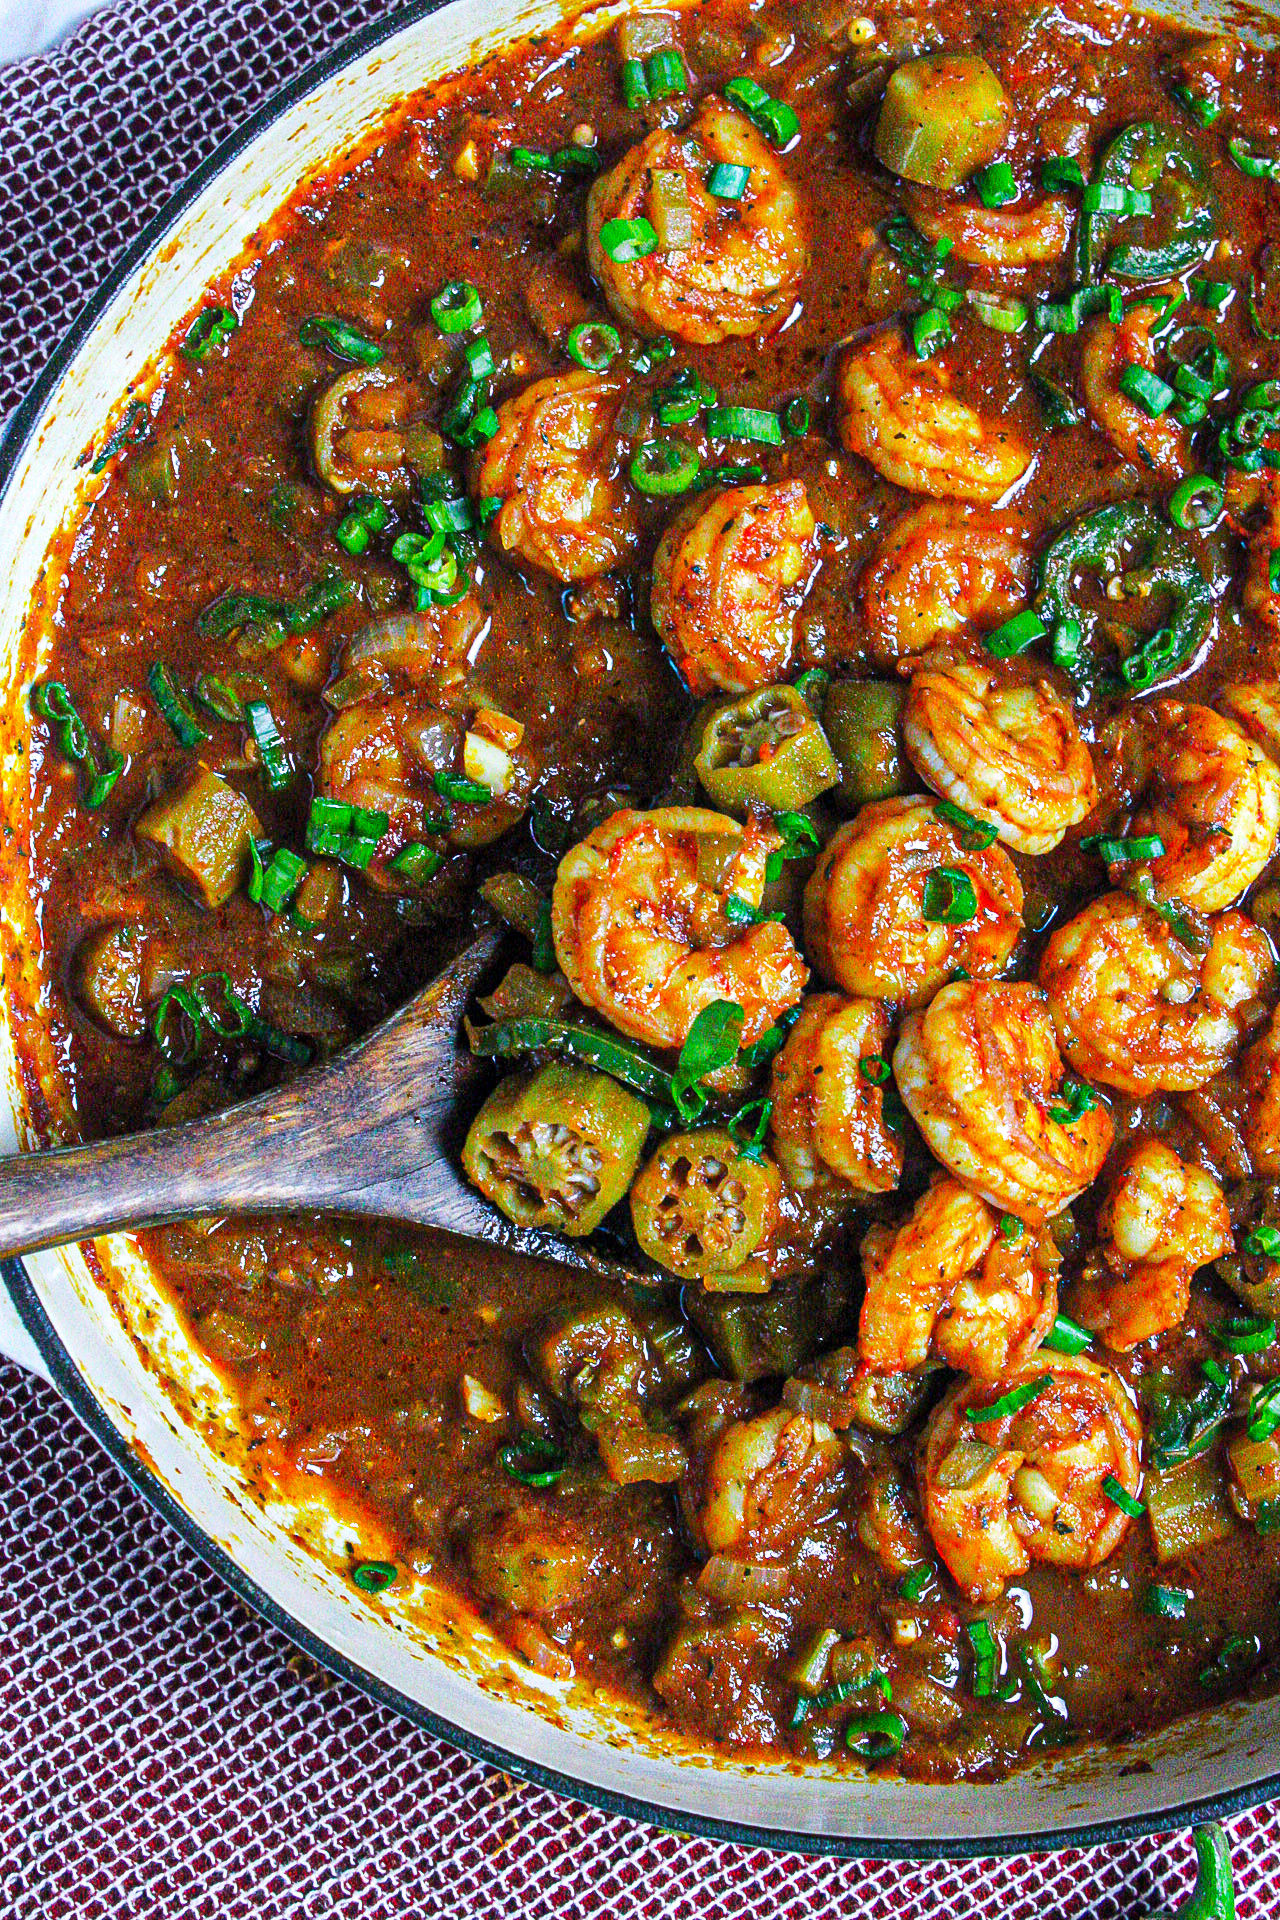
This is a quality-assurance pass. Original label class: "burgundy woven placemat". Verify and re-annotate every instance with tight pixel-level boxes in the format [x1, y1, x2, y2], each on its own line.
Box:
[1, 3, 1279, 1912]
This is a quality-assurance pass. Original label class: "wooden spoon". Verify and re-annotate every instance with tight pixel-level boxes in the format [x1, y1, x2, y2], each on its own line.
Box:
[0, 928, 644, 1282]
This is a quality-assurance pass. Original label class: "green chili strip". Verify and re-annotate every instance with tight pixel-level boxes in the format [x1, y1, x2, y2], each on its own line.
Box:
[153, 970, 311, 1067]
[299, 315, 384, 363]
[180, 305, 237, 362]
[90, 399, 150, 474]
[147, 663, 207, 749]
[501, 1431, 567, 1486]
[468, 1014, 676, 1103]
[30, 681, 124, 809]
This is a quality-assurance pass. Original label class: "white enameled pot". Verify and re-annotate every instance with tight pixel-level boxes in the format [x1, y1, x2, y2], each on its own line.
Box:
[2, 0, 1278, 1856]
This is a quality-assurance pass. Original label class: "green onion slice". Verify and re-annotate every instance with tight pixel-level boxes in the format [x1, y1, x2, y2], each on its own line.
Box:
[975, 162, 1017, 208]
[1169, 474, 1223, 530]
[724, 75, 799, 147]
[966, 1375, 1051, 1423]
[434, 769, 491, 805]
[705, 404, 783, 445]
[351, 1561, 398, 1594]
[1079, 832, 1166, 864]
[844, 1710, 906, 1760]
[1118, 364, 1174, 417]
[984, 608, 1047, 658]
[1214, 1315, 1277, 1355]
[1248, 1377, 1280, 1442]
[921, 867, 978, 925]
[1102, 1473, 1144, 1517]
[1228, 137, 1280, 182]
[706, 162, 750, 200]
[244, 700, 293, 790]
[566, 321, 621, 371]
[935, 800, 997, 851]
[629, 438, 702, 495]
[1144, 1582, 1190, 1619]
[645, 47, 687, 99]
[599, 217, 659, 263]
[1048, 1076, 1100, 1125]
[1041, 1312, 1093, 1355]
[430, 281, 483, 333]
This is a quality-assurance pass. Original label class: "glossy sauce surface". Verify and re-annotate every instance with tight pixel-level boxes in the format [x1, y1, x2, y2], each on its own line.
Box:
[19, 0, 1280, 1779]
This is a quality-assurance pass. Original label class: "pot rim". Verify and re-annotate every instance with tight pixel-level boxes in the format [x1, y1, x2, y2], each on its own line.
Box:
[4, 0, 1279, 1858]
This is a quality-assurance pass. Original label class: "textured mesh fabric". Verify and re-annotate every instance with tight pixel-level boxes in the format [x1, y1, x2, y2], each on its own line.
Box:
[1, 4, 1279, 1912]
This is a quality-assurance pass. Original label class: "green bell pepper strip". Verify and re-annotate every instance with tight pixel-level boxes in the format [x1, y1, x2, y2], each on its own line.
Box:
[1036, 501, 1211, 685]
[1075, 122, 1215, 284]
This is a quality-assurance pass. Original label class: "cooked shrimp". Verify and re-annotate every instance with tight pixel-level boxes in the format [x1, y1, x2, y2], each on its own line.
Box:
[860, 503, 1034, 670]
[1080, 303, 1189, 480]
[1071, 1142, 1232, 1351]
[836, 327, 1033, 504]
[906, 190, 1072, 265]
[767, 992, 903, 1195]
[860, 1175, 1059, 1380]
[650, 481, 818, 696]
[919, 1354, 1143, 1603]
[552, 806, 807, 1049]
[473, 370, 637, 581]
[1218, 681, 1280, 767]
[802, 796, 1022, 1008]
[1241, 1007, 1280, 1176]
[902, 658, 1098, 855]
[317, 684, 534, 866]
[585, 96, 808, 344]
[690, 1405, 846, 1557]
[1119, 702, 1280, 913]
[893, 980, 1114, 1223]
[1039, 892, 1275, 1096]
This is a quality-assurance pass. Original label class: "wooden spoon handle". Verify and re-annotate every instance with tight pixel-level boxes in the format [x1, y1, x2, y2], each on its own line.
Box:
[0, 932, 498, 1260]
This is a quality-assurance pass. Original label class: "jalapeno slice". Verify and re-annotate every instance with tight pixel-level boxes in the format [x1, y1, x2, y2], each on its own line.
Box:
[694, 685, 839, 813]
[463, 1063, 649, 1236]
[1076, 121, 1215, 284]
[820, 680, 908, 810]
[1035, 501, 1211, 686]
[630, 1128, 781, 1282]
